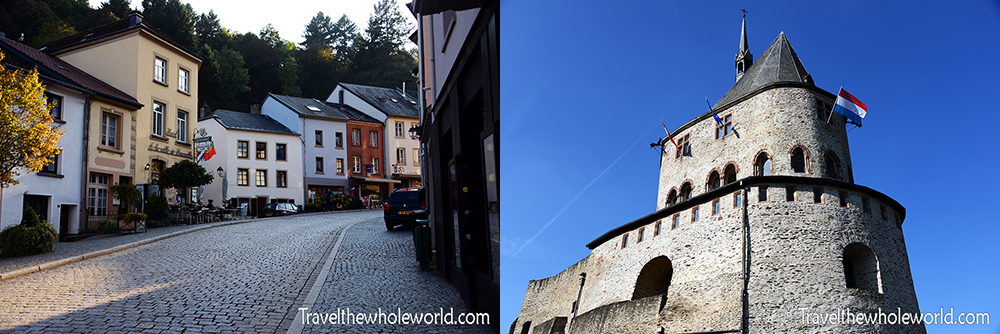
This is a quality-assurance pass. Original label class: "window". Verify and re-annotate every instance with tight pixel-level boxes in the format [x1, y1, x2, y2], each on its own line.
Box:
[236, 169, 249, 186]
[178, 68, 189, 93]
[352, 156, 361, 173]
[675, 134, 690, 158]
[880, 204, 887, 221]
[672, 215, 680, 229]
[87, 173, 110, 216]
[679, 182, 692, 201]
[316, 157, 324, 173]
[654, 222, 662, 236]
[276, 143, 287, 161]
[786, 186, 796, 202]
[237, 141, 249, 158]
[637, 228, 644, 243]
[724, 164, 737, 185]
[758, 186, 768, 202]
[621, 234, 628, 249]
[692, 207, 699, 222]
[176, 111, 187, 143]
[397, 148, 406, 164]
[707, 171, 721, 191]
[816, 98, 834, 124]
[369, 130, 378, 147]
[101, 112, 119, 148]
[150, 159, 164, 181]
[352, 129, 361, 146]
[276, 171, 287, 188]
[813, 187, 824, 204]
[715, 114, 733, 139]
[395, 122, 404, 137]
[791, 147, 806, 173]
[256, 142, 267, 159]
[843, 243, 881, 293]
[335, 132, 343, 148]
[825, 152, 842, 180]
[862, 197, 871, 213]
[338, 90, 344, 104]
[154, 57, 166, 83]
[152, 101, 165, 136]
[413, 149, 420, 166]
[336, 158, 344, 174]
[41, 154, 58, 174]
[315, 130, 323, 146]
[371, 157, 379, 174]
[712, 200, 720, 215]
[734, 191, 742, 208]
[46, 94, 62, 119]
[838, 191, 848, 207]
[666, 189, 677, 206]
[754, 153, 771, 176]
[255, 169, 267, 187]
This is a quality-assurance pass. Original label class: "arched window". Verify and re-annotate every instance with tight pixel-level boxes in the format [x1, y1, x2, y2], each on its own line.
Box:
[791, 147, 806, 173]
[843, 243, 882, 293]
[754, 153, 771, 176]
[679, 182, 692, 201]
[825, 152, 842, 180]
[707, 171, 721, 191]
[724, 164, 737, 185]
[632, 256, 673, 300]
[666, 189, 677, 206]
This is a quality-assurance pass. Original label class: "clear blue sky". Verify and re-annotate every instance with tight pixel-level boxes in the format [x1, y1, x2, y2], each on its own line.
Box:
[500, 1, 1000, 333]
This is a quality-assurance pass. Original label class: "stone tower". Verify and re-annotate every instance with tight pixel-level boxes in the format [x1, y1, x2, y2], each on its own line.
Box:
[513, 20, 924, 334]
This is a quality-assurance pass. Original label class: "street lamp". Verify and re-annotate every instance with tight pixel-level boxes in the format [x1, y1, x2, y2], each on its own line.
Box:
[216, 166, 224, 177]
[408, 125, 421, 139]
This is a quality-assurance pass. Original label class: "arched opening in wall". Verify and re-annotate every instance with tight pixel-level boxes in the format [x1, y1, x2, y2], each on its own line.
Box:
[666, 189, 677, 206]
[724, 164, 737, 185]
[707, 171, 721, 191]
[680, 182, 692, 201]
[754, 153, 771, 176]
[843, 243, 882, 293]
[632, 256, 673, 301]
[519, 321, 531, 334]
[791, 147, 806, 173]
[825, 152, 842, 180]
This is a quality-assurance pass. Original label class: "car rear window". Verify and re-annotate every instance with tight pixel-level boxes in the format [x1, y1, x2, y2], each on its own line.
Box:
[388, 191, 421, 205]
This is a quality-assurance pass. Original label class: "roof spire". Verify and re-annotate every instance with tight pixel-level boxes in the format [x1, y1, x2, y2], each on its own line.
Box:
[735, 9, 753, 82]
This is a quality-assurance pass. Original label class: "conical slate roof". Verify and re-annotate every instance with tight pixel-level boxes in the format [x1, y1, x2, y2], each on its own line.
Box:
[713, 32, 812, 110]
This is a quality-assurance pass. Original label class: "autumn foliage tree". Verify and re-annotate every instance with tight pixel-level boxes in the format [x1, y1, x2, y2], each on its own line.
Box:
[0, 52, 64, 189]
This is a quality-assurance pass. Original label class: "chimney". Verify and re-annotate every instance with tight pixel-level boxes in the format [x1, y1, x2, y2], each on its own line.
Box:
[128, 11, 143, 26]
[250, 103, 261, 114]
[0, 32, 5, 39]
[199, 102, 210, 119]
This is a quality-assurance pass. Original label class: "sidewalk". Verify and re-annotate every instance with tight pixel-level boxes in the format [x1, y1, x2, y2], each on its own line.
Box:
[0, 209, 375, 280]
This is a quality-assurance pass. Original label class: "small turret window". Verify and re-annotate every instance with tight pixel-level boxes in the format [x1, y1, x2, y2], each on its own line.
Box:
[843, 243, 882, 293]
[666, 189, 677, 206]
[707, 171, 721, 191]
[791, 148, 806, 173]
[825, 152, 843, 180]
[680, 182, 692, 201]
[754, 153, 771, 176]
[724, 164, 737, 185]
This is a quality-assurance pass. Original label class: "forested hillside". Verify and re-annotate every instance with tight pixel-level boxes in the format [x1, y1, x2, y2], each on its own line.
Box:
[0, 0, 417, 112]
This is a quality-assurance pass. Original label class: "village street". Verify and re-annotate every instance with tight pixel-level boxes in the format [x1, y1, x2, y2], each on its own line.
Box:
[0, 211, 492, 333]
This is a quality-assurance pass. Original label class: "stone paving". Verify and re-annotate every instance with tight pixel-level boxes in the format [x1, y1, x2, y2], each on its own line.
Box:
[0, 211, 372, 333]
[0, 210, 494, 333]
[301, 218, 495, 334]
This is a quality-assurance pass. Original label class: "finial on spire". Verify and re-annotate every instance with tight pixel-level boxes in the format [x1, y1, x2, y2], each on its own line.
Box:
[735, 9, 753, 82]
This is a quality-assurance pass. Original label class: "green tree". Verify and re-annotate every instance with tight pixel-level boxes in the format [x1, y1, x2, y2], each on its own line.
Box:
[158, 160, 213, 191]
[141, 0, 195, 50]
[200, 45, 249, 110]
[329, 14, 358, 61]
[300, 11, 334, 50]
[28, 19, 76, 46]
[100, 0, 132, 20]
[348, 0, 417, 89]
[0, 52, 64, 189]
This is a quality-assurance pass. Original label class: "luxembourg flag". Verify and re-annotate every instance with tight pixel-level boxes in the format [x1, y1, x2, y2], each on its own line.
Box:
[833, 88, 867, 126]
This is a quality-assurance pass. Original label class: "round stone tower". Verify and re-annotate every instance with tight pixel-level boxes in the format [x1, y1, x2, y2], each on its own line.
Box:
[514, 21, 923, 334]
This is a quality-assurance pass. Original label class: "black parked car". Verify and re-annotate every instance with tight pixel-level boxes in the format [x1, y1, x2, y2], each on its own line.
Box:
[384, 188, 427, 230]
[262, 203, 301, 217]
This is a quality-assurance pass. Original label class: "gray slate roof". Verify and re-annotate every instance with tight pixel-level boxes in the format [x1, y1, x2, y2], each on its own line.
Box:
[338, 82, 420, 118]
[268, 93, 382, 124]
[207, 109, 298, 135]
[713, 32, 812, 110]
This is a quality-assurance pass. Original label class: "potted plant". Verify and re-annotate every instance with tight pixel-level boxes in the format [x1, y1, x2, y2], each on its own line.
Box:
[117, 212, 148, 233]
[145, 194, 169, 222]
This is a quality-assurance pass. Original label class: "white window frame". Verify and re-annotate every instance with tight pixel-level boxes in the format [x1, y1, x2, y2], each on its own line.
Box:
[176, 110, 187, 143]
[397, 148, 406, 164]
[372, 157, 379, 174]
[413, 148, 420, 166]
[152, 101, 165, 136]
[352, 156, 361, 173]
[178, 67, 189, 93]
[395, 122, 404, 137]
[154, 57, 167, 84]
[101, 112, 119, 148]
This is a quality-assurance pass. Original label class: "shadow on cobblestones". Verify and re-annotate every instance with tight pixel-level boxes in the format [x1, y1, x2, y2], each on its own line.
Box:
[300, 218, 496, 334]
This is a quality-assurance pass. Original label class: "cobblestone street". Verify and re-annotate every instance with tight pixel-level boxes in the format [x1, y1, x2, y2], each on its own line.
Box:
[0, 211, 491, 333]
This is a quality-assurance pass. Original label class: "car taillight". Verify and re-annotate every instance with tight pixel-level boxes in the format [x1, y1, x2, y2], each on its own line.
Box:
[421, 201, 425, 210]
[383, 202, 390, 210]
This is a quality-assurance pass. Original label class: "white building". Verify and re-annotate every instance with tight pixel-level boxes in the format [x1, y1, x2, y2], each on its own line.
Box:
[1, 36, 142, 237]
[196, 109, 303, 217]
[328, 83, 423, 188]
[262, 93, 359, 201]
